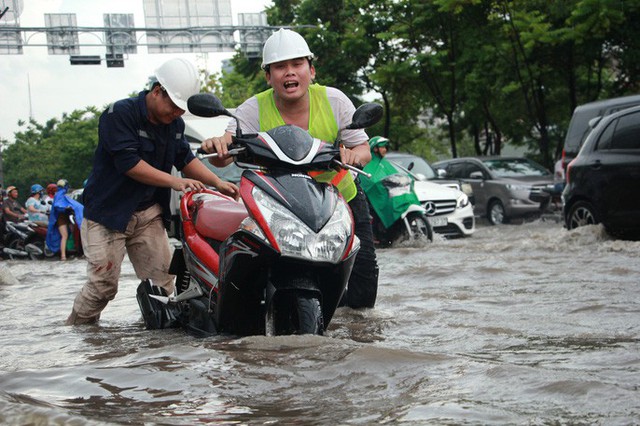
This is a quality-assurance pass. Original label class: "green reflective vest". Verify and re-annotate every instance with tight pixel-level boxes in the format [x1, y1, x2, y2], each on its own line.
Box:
[255, 84, 357, 202]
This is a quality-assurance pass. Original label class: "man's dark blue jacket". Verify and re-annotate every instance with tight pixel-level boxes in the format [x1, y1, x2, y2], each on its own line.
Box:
[83, 91, 195, 232]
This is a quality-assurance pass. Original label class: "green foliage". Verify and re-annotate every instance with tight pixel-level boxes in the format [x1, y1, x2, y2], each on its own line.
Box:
[5, 0, 640, 186]
[253, 0, 640, 169]
[2, 107, 99, 201]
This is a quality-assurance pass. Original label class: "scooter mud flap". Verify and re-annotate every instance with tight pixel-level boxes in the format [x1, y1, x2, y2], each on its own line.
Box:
[136, 279, 181, 329]
[184, 298, 217, 338]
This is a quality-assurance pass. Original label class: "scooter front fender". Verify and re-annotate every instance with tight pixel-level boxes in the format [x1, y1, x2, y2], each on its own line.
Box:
[216, 230, 357, 335]
[400, 203, 428, 220]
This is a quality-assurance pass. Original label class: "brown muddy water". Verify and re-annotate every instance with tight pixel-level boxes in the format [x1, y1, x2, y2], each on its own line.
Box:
[0, 220, 639, 425]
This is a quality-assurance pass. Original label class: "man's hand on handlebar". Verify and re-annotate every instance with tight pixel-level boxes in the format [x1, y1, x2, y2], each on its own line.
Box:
[217, 181, 240, 200]
[201, 133, 234, 167]
[172, 177, 208, 193]
[339, 145, 364, 168]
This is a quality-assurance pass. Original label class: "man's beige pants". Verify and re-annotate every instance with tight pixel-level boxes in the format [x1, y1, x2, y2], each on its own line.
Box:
[67, 204, 174, 324]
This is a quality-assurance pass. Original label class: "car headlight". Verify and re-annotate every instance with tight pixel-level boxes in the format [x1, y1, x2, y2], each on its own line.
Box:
[456, 193, 470, 209]
[506, 183, 531, 192]
[252, 186, 354, 263]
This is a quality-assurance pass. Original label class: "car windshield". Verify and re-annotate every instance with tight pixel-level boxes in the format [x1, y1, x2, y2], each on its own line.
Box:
[389, 156, 437, 179]
[482, 158, 550, 177]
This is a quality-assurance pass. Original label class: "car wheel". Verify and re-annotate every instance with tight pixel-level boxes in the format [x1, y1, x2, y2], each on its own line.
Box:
[488, 200, 507, 225]
[566, 200, 598, 230]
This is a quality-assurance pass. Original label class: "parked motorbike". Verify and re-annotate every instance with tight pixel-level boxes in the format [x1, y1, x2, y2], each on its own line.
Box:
[137, 93, 383, 337]
[2, 219, 51, 260]
[1, 212, 82, 260]
[360, 160, 433, 248]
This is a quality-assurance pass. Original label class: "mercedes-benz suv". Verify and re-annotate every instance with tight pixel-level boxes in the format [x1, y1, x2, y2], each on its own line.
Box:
[386, 152, 475, 237]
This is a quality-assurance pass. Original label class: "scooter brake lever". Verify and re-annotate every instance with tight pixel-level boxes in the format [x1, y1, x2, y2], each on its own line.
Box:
[332, 159, 372, 179]
[197, 147, 246, 160]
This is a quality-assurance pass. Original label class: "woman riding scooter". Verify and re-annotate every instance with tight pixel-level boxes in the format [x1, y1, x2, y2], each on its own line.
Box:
[360, 136, 432, 247]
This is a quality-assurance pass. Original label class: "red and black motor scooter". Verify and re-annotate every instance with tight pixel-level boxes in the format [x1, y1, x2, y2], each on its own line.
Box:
[137, 93, 382, 337]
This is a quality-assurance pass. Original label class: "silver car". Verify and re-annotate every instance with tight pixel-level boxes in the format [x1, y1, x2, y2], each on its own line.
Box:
[432, 157, 555, 225]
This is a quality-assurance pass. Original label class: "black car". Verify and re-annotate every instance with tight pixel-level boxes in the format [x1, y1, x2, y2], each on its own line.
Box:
[562, 105, 640, 239]
[562, 94, 640, 172]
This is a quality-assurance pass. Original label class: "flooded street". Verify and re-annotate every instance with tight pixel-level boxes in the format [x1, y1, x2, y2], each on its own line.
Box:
[1, 220, 639, 425]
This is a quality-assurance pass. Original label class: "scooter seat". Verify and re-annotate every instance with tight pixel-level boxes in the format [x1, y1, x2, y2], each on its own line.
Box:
[194, 197, 248, 242]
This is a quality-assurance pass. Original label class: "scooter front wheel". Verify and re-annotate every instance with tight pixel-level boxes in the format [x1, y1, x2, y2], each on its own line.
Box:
[295, 294, 323, 335]
[267, 289, 324, 336]
[7, 238, 26, 260]
[398, 213, 433, 245]
[26, 239, 52, 260]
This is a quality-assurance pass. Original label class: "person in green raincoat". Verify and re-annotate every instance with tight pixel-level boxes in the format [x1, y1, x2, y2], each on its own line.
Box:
[360, 137, 421, 236]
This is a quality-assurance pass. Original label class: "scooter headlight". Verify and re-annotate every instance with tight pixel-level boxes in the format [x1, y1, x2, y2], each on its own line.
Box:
[253, 187, 353, 263]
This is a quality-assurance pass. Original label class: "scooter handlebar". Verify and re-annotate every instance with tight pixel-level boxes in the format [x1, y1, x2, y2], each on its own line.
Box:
[194, 144, 370, 178]
[332, 159, 372, 179]
[196, 147, 246, 160]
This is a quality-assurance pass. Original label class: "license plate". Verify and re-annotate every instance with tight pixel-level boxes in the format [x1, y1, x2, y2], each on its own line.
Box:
[427, 216, 448, 227]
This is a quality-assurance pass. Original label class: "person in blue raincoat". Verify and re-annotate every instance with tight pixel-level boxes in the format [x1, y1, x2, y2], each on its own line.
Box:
[46, 179, 84, 260]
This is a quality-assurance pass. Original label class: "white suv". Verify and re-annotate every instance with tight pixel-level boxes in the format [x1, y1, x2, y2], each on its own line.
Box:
[386, 152, 475, 238]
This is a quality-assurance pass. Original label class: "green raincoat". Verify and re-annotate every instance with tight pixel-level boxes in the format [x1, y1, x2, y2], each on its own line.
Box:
[360, 156, 420, 229]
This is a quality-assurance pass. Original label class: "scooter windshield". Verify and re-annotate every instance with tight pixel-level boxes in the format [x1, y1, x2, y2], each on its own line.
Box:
[266, 125, 315, 162]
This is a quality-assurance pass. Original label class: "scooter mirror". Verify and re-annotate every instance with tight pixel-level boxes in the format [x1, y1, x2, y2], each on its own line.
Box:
[345, 103, 383, 130]
[187, 93, 231, 118]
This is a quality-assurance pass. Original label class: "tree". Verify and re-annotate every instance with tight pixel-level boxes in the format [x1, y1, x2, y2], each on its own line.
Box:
[2, 107, 99, 200]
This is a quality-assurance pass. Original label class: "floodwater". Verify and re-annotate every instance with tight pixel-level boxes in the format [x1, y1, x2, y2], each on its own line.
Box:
[1, 220, 639, 425]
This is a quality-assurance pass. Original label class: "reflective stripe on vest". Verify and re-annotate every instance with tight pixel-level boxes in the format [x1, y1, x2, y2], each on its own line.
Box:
[256, 84, 357, 202]
[307, 168, 356, 201]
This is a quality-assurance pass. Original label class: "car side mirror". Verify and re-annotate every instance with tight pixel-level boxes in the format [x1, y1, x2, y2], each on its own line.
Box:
[588, 116, 602, 129]
[469, 171, 484, 179]
[436, 169, 446, 178]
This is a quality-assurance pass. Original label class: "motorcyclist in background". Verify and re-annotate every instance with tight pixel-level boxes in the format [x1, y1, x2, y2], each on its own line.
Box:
[44, 184, 57, 214]
[3, 186, 27, 223]
[369, 136, 390, 159]
[201, 28, 379, 309]
[46, 179, 84, 261]
[25, 184, 49, 226]
[360, 136, 423, 247]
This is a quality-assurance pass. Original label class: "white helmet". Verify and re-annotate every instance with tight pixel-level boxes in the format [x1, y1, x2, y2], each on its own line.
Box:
[261, 28, 314, 69]
[154, 58, 200, 111]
